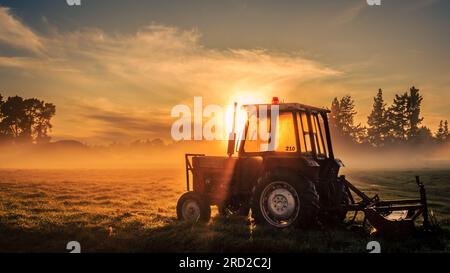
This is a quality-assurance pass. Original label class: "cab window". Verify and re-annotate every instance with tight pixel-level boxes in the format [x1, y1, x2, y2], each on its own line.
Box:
[311, 114, 327, 157]
[297, 112, 313, 153]
[243, 110, 297, 153]
[315, 114, 328, 157]
[274, 112, 297, 152]
[243, 109, 269, 153]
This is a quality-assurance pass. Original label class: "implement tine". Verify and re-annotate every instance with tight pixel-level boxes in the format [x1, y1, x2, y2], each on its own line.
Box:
[416, 176, 431, 228]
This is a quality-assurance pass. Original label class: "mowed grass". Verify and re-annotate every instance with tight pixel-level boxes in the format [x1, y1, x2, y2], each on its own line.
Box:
[0, 168, 449, 253]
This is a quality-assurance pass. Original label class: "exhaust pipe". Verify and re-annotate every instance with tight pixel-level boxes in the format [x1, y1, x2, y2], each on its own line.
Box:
[227, 102, 237, 157]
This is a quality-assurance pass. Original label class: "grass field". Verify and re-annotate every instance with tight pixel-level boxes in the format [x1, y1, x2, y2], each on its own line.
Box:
[0, 168, 449, 253]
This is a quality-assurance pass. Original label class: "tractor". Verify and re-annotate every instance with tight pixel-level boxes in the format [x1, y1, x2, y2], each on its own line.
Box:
[176, 98, 434, 234]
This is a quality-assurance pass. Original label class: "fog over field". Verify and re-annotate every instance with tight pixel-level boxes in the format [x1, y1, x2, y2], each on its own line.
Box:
[0, 140, 449, 170]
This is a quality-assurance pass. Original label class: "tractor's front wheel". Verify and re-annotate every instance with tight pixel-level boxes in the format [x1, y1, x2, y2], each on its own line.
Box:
[177, 192, 211, 223]
[251, 172, 319, 228]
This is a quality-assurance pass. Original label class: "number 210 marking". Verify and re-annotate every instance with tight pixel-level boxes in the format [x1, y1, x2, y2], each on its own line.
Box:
[285, 146, 295, 152]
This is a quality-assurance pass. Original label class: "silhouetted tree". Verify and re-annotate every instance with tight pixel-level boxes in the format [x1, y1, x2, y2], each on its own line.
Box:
[31, 100, 56, 143]
[406, 86, 424, 141]
[0, 94, 4, 141]
[386, 92, 409, 143]
[0, 96, 27, 142]
[0, 94, 3, 119]
[329, 86, 445, 150]
[445, 120, 449, 141]
[367, 89, 388, 147]
[435, 120, 445, 142]
[415, 126, 434, 145]
[435, 120, 449, 143]
[330, 95, 365, 143]
[329, 97, 341, 133]
[0, 95, 55, 144]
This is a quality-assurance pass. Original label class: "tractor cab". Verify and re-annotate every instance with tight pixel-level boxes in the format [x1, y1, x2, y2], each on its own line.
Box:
[227, 98, 341, 183]
[232, 99, 334, 162]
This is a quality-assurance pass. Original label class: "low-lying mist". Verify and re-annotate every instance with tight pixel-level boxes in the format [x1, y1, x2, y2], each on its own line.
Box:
[1, 140, 449, 170]
[333, 141, 450, 170]
[0, 140, 225, 169]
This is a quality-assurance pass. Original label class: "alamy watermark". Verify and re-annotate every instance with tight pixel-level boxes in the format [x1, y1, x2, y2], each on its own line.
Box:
[367, 0, 381, 6]
[66, 241, 81, 253]
[366, 241, 381, 253]
[67, 0, 81, 6]
[170, 97, 279, 148]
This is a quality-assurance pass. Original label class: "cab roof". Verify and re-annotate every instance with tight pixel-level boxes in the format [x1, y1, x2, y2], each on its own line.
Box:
[242, 102, 330, 113]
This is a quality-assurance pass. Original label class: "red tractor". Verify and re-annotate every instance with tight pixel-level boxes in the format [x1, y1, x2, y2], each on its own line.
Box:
[177, 98, 433, 234]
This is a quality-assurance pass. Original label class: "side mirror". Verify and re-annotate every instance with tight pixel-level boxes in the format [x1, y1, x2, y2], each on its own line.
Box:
[227, 133, 236, 156]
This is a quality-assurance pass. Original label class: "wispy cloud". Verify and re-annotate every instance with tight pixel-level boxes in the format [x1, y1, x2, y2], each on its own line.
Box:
[0, 7, 43, 54]
[79, 103, 172, 138]
[0, 7, 340, 143]
[335, 2, 368, 25]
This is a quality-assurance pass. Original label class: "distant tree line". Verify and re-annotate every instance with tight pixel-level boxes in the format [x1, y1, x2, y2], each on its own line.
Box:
[1, 88, 448, 149]
[0, 93, 56, 144]
[330, 86, 449, 148]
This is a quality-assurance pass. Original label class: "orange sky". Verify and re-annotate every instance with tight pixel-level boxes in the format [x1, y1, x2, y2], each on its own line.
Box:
[0, 1, 449, 144]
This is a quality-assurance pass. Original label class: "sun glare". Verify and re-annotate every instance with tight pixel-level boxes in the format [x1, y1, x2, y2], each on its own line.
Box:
[225, 91, 268, 134]
[224, 91, 271, 152]
[228, 92, 269, 106]
[225, 104, 248, 136]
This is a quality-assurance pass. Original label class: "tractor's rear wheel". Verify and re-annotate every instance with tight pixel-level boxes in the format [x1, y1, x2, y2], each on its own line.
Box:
[251, 172, 319, 228]
[177, 192, 211, 223]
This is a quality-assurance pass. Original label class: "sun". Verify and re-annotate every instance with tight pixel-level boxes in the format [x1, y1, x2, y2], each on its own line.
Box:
[225, 103, 248, 136]
[224, 91, 272, 149]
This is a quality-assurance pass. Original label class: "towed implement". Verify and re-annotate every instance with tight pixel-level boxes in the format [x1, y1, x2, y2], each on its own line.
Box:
[339, 175, 433, 235]
[176, 98, 436, 235]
